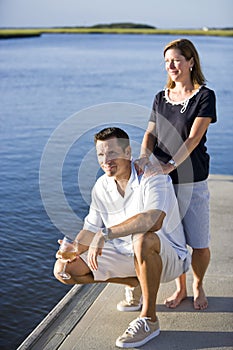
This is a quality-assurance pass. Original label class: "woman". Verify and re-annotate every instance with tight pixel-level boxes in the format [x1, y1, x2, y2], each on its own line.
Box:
[139, 38, 217, 310]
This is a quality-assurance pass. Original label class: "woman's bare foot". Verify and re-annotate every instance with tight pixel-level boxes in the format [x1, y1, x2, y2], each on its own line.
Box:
[164, 290, 187, 308]
[193, 284, 208, 310]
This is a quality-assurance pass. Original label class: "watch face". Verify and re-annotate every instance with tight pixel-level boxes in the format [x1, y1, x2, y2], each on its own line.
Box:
[102, 228, 109, 241]
[169, 159, 176, 167]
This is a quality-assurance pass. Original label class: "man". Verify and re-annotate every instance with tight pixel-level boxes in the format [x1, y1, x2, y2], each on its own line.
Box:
[54, 127, 191, 348]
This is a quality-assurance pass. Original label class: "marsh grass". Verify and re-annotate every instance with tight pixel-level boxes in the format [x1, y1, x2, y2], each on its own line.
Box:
[0, 27, 233, 38]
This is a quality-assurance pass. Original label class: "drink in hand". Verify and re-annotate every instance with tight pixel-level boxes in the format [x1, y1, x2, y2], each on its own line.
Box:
[57, 250, 77, 261]
[58, 236, 77, 280]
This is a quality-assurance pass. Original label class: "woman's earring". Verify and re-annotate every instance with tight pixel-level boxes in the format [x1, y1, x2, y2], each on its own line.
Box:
[190, 67, 193, 72]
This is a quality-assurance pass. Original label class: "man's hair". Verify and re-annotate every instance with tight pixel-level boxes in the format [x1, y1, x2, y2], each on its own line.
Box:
[94, 127, 130, 150]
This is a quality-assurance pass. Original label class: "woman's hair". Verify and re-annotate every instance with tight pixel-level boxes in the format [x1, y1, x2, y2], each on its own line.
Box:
[94, 127, 130, 151]
[164, 38, 206, 89]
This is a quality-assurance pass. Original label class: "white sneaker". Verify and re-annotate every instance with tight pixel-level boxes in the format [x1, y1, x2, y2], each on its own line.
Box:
[117, 285, 142, 312]
[116, 317, 160, 348]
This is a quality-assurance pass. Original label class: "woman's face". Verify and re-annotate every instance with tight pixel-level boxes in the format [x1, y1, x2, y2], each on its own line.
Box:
[164, 48, 193, 83]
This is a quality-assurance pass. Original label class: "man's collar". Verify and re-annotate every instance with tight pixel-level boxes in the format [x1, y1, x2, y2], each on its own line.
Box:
[105, 162, 141, 192]
[129, 163, 142, 189]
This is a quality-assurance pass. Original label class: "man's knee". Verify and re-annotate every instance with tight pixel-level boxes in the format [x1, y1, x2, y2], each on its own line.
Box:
[53, 259, 71, 285]
[132, 232, 160, 256]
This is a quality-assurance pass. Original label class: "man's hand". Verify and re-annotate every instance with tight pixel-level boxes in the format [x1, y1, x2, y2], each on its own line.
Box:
[87, 231, 105, 271]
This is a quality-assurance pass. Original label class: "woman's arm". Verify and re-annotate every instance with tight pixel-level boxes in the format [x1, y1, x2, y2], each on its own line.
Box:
[140, 121, 157, 158]
[139, 117, 212, 175]
[164, 117, 212, 173]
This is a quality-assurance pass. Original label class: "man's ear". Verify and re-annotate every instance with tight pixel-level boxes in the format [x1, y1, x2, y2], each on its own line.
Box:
[125, 145, 131, 158]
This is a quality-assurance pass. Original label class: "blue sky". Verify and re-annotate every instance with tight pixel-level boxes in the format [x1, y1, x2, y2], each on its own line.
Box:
[0, 0, 232, 28]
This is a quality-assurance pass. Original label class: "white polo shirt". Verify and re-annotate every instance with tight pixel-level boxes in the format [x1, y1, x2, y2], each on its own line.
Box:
[83, 164, 188, 260]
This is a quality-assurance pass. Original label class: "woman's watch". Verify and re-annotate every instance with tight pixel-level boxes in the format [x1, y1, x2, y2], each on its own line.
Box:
[168, 158, 177, 169]
[101, 227, 110, 242]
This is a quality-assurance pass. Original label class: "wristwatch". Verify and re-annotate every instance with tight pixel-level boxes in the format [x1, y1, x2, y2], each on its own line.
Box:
[168, 158, 177, 169]
[101, 227, 110, 242]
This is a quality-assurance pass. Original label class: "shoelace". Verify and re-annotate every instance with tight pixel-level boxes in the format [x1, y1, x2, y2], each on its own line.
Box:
[126, 317, 151, 335]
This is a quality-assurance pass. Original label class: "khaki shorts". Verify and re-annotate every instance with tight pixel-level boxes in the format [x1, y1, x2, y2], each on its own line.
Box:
[80, 234, 190, 283]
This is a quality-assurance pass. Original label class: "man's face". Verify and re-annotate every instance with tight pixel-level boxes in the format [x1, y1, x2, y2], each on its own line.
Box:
[96, 137, 131, 179]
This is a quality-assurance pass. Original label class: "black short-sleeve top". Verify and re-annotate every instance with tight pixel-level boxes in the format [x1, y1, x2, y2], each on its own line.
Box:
[149, 86, 217, 184]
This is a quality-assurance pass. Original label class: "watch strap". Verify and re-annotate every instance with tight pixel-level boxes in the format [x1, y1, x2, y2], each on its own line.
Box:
[101, 227, 110, 242]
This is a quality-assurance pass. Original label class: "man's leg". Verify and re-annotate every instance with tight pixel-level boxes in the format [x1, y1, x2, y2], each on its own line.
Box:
[54, 255, 93, 284]
[115, 232, 162, 348]
[54, 255, 139, 286]
[133, 232, 162, 322]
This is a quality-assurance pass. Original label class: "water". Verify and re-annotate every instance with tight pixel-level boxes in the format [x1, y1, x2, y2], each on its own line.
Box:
[0, 34, 232, 349]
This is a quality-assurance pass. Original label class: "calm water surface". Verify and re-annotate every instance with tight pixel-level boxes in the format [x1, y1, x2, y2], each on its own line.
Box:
[0, 34, 232, 349]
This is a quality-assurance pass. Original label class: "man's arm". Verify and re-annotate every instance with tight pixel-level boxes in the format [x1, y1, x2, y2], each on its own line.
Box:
[87, 209, 166, 271]
[76, 209, 165, 255]
[75, 229, 96, 254]
[107, 209, 165, 239]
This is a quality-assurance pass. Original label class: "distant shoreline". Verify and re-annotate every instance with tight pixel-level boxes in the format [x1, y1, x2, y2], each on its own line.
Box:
[0, 27, 233, 39]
